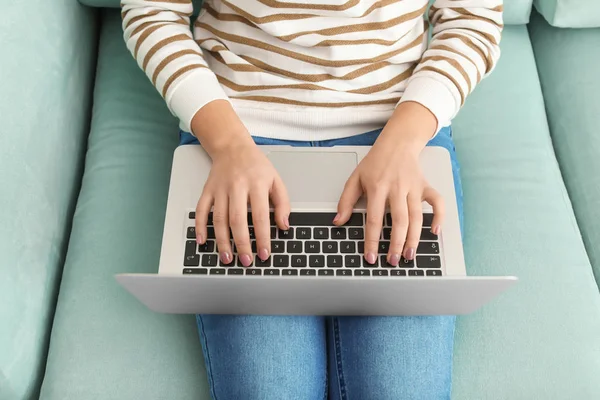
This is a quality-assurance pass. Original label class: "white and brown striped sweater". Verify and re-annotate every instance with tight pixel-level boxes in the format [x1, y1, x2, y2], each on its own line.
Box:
[121, 0, 502, 140]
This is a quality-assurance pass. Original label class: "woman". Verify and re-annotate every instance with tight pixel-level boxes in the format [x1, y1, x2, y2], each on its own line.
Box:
[121, 0, 502, 397]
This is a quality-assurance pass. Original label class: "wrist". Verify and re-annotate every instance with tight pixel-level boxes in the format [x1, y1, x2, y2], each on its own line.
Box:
[191, 100, 255, 158]
[379, 101, 438, 152]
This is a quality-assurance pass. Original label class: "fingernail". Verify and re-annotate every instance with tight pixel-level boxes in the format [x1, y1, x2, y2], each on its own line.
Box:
[220, 252, 232, 264]
[196, 233, 203, 244]
[432, 225, 441, 235]
[240, 254, 252, 267]
[389, 253, 400, 266]
[366, 252, 376, 265]
[258, 248, 269, 261]
[333, 213, 340, 224]
[403, 248, 415, 260]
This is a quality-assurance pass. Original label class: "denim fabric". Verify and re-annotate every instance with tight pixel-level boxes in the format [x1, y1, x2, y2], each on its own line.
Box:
[181, 127, 462, 400]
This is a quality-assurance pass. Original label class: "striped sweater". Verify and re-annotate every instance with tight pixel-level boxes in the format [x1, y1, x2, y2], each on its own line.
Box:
[121, 0, 503, 140]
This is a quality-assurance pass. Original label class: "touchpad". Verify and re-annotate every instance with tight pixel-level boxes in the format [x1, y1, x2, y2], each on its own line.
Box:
[267, 151, 358, 203]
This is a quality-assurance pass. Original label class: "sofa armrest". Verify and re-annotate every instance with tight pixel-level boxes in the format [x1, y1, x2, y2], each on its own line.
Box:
[0, 1, 98, 399]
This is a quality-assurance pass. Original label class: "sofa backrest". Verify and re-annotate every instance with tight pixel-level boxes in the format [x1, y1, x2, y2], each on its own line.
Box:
[534, 0, 600, 28]
[80, 0, 534, 25]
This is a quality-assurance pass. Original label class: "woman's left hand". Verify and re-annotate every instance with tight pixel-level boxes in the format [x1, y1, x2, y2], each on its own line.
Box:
[335, 102, 444, 266]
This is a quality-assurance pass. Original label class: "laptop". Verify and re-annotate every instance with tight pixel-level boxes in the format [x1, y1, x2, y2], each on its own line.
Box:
[116, 145, 517, 315]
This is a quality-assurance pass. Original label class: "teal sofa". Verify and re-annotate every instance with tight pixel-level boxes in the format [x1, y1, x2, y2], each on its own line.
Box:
[1, 1, 600, 399]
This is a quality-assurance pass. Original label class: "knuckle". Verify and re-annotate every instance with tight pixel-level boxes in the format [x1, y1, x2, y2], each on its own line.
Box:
[366, 214, 382, 225]
[229, 211, 246, 226]
[364, 238, 379, 247]
[212, 211, 227, 224]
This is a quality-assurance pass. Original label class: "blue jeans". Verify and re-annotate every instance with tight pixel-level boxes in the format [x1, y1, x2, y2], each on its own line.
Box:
[181, 127, 463, 400]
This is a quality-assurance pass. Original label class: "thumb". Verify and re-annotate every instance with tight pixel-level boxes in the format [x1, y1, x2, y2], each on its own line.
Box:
[336, 173, 362, 225]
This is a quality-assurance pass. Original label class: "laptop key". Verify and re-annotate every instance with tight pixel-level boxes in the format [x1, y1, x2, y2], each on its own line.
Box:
[327, 255, 343, 268]
[409, 270, 425, 276]
[378, 241, 390, 254]
[187, 226, 196, 239]
[340, 241, 355, 253]
[246, 268, 262, 276]
[287, 241, 303, 253]
[385, 213, 392, 226]
[289, 212, 362, 226]
[318, 269, 334, 276]
[358, 241, 364, 254]
[279, 228, 294, 239]
[210, 268, 226, 275]
[423, 213, 434, 227]
[188, 212, 195, 219]
[399, 257, 415, 268]
[300, 269, 316, 276]
[390, 269, 407, 277]
[273, 255, 289, 267]
[251, 241, 257, 253]
[345, 255, 361, 268]
[331, 227, 346, 240]
[185, 240, 197, 257]
[248, 227, 255, 240]
[184, 254, 200, 267]
[220, 257, 236, 267]
[383, 228, 391, 240]
[309, 255, 325, 268]
[417, 242, 439, 254]
[264, 269, 280, 276]
[380, 255, 396, 268]
[296, 228, 311, 239]
[227, 268, 243, 275]
[202, 254, 218, 267]
[348, 228, 364, 240]
[270, 227, 277, 239]
[255, 256, 271, 267]
[426, 270, 442, 276]
[417, 256, 441, 268]
[271, 241, 285, 253]
[282, 269, 298, 276]
[373, 269, 388, 277]
[313, 228, 329, 239]
[354, 269, 370, 277]
[336, 269, 352, 276]
[323, 241, 338, 253]
[237, 257, 253, 267]
[207, 227, 216, 239]
[363, 257, 379, 268]
[420, 228, 437, 241]
[183, 268, 207, 274]
[198, 240, 215, 253]
[207, 212, 213, 226]
[305, 241, 320, 253]
[291, 255, 307, 267]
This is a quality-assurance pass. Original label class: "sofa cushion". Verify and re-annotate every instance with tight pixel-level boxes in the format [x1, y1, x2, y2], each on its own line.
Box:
[40, 10, 600, 400]
[80, 0, 533, 25]
[534, 0, 600, 28]
[0, 2, 97, 400]
[529, 11, 600, 286]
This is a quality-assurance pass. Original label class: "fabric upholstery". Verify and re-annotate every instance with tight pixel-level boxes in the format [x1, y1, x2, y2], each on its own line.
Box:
[39, 10, 600, 400]
[529, 10, 600, 285]
[0, 2, 97, 400]
[80, 0, 533, 25]
[534, 0, 600, 28]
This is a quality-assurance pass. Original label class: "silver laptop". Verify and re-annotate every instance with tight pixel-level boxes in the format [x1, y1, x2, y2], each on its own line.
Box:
[116, 145, 517, 315]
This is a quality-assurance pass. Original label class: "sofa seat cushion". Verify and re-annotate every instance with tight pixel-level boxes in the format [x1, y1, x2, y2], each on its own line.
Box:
[529, 11, 600, 286]
[39, 10, 600, 400]
[80, 0, 533, 25]
[534, 0, 600, 28]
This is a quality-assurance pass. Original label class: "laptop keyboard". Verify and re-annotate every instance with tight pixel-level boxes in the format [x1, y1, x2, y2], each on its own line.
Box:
[183, 211, 443, 277]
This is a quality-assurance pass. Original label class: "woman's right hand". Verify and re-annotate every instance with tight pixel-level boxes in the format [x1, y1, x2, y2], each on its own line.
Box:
[191, 101, 290, 267]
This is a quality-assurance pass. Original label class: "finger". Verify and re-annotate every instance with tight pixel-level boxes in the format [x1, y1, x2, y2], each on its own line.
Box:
[364, 188, 386, 265]
[212, 193, 233, 265]
[423, 186, 445, 236]
[402, 193, 423, 261]
[229, 189, 253, 267]
[387, 192, 408, 266]
[195, 191, 213, 245]
[336, 173, 362, 225]
[250, 187, 271, 261]
[270, 176, 291, 230]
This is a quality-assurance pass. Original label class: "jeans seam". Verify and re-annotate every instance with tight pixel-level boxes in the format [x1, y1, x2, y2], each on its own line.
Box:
[332, 317, 347, 400]
[196, 315, 219, 400]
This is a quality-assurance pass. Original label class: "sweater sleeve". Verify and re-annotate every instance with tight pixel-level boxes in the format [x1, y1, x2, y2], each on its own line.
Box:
[398, 0, 503, 132]
[121, 0, 229, 133]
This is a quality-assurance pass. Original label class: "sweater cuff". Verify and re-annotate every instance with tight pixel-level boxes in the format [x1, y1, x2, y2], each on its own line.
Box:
[397, 76, 458, 136]
[167, 70, 230, 134]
